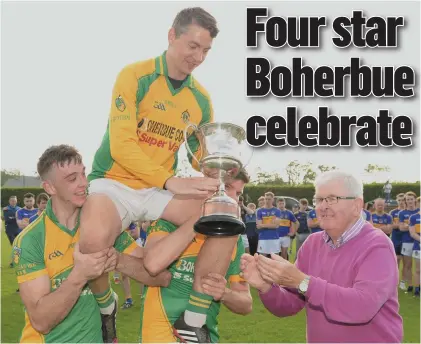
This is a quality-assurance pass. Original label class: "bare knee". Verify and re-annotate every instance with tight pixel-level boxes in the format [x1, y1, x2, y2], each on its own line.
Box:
[79, 193, 122, 254]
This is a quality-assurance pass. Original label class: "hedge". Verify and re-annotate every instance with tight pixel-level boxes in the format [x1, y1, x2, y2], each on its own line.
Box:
[1, 183, 420, 207]
[242, 182, 420, 204]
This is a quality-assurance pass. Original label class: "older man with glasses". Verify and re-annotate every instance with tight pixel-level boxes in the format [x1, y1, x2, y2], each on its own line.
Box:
[240, 170, 403, 343]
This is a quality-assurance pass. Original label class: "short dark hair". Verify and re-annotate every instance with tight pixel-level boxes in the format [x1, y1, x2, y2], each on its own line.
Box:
[172, 7, 219, 38]
[37, 144, 83, 179]
[277, 197, 285, 203]
[36, 193, 49, 204]
[24, 193, 35, 199]
[234, 169, 250, 184]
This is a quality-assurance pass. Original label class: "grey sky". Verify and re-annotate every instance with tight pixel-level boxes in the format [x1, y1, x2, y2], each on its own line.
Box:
[1, 1, 420, 183]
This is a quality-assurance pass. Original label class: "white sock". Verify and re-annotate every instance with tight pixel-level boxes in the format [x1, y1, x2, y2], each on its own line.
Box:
[99, 292, 118, 315]
[184, 310, 207, 328]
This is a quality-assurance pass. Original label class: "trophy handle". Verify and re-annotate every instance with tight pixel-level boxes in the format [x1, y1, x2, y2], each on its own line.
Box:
[242, 146, 254, 171]
[183, 123, 202, 167]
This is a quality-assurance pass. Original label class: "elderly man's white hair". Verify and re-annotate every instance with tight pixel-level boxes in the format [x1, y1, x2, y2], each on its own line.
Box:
[315, 170, 364, 199]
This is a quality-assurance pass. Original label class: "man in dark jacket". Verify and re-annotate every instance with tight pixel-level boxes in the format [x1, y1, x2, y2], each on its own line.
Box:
[2, 195, 21, 268]
[3, 196, 21, 244]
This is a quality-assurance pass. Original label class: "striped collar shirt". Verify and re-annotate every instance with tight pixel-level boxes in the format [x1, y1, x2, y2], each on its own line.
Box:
[323, 216, 366, 249]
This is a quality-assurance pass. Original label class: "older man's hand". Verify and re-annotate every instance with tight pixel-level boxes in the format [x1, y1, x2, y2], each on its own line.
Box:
[256, 254, 308, 289]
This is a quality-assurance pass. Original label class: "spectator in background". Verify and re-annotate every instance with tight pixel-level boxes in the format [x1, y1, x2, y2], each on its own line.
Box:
[137, 220, 149, 248]
[29, 193, 50, 223]
[307, 207, 322, 234]
[118, 222, 141, 309]
[383, 180, 392, 203]
[292, 204, 299, 214]
[294, 199, 311, 254]
[256, 192, 281, 257]
[244, 203, 258, 256]
[16, 193, 38, 231]
[390, 193, 406, 289]
[137, 220, 150, 297]
[409, 197, 420, 297]
[241, 170, 403, 343]
[257, 196, 265, 210]
[371, 198, 393, 236]
[362, 203, 372, 222]
[399, 191, 419, 293]
[2, 196, 21, 267]
[276, 198, 297, 260]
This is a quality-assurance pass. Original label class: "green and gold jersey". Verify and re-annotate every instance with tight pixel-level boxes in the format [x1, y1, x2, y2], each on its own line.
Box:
[88, 51, 214, 190]
[13, 199, 138, 343]
[140, 219, 245, 343]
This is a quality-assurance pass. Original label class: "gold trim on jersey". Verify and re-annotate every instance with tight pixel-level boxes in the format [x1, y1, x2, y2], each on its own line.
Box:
[17, 269, 48, 284]
[20, 312, 45, 343]
[141, 287, 175, 342]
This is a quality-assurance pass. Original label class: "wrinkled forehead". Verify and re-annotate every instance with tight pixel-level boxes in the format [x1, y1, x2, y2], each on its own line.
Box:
[315, 179, 347, 196]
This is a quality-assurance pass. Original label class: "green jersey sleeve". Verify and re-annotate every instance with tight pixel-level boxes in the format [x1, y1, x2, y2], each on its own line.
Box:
[113, 231, 138, 254]
[13, 224, 48, 284]
[226, 236, 246, 284]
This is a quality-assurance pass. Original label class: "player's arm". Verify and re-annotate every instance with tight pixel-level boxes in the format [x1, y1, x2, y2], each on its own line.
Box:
[242, 204, 254, 215]
[108, 66, 173, 188]
[390, 211, 399, 230]
[409, 217, 420, 242]
[265, 219, 280, 229]
[221, 280, 252, 315]
[16, 210, 28, 230]
[20, 273, 88, 334]
[143, 218, 197, 276]
[399, 212, 409, 231]
[2, 208, 13, 224]
[113, 231, 171, 286]
[255, 209, 264, 230]
[16, 242, 108, 334]
[289, 212, 298, 235]
[262, 211, 281, 230]
[383, 216, 393, 235]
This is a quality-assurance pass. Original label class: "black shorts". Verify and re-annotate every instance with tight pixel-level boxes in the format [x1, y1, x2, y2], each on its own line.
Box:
[6, 231, 19, 245]
[394, 244, 402, 256]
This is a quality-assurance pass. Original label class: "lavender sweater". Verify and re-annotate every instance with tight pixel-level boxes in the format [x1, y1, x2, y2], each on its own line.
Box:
[259, 224, 403, 343]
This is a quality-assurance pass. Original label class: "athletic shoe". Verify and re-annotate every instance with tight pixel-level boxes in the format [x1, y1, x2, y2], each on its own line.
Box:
[172, 312, 211, 343]
[101, 300, 118, 343]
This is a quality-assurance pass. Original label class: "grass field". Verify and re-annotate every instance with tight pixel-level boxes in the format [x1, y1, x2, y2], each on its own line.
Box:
[1, 230, 420, 343]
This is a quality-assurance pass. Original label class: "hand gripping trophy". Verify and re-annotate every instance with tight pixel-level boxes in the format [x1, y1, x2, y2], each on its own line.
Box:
[184, 122, 253, 236]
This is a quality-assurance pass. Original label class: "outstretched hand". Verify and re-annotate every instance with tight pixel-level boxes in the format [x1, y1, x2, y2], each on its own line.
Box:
[256, 254, 307, 289]
[240, 253, 271, 293]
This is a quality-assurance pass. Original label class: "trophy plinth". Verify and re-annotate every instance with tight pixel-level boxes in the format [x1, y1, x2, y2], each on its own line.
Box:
[184, 122, 252, 237]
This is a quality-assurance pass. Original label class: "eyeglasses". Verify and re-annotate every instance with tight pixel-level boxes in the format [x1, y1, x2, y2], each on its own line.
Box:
[313, 196, 356, 206]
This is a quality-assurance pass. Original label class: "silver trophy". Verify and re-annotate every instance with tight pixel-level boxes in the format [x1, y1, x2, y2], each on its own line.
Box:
[184, 122, 252, 236]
